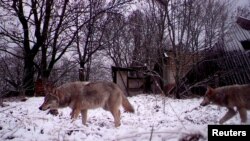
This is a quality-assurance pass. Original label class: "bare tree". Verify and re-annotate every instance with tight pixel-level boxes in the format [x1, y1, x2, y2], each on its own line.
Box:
[88, 52, 112, 81]
[104, 7, 166, 69]
[236, 2, 250, 18]
[37, 0, 75, 83]
[103, 1, 169, 93]
[104, 12, 133, 67]
[73, 0, 133, 81]
[0, 0, 100, 94]
[0, 0, 78, 95]
[0, 53, 23, 95]
[0, 0, 56, 95]
[48, 57, 79, 86]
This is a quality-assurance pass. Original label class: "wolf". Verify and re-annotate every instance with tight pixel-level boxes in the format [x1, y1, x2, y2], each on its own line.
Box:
[200, 84, 250, 124]
[39, 81, 134, 127]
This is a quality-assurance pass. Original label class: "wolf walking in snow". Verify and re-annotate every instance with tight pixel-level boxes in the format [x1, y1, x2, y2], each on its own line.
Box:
[39, 81, 134, 127]
[200, 84, 250, 124]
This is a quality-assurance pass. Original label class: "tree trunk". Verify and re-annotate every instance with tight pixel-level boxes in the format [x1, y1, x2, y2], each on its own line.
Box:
[79, 61, 86, 81]
[79, 68, 85, 81]
[23, 56, 35, 96]
[175, 79, 181, 99]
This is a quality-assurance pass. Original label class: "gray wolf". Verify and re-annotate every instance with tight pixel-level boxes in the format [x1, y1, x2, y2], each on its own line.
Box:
[200, 84, 250, 124]
[39, 81, 134, 127]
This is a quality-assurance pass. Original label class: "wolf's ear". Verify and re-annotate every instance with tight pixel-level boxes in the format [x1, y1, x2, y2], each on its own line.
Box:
[206, 86, 214, 91]
[206, 86, 216, 97]
[206, 86, 211, 92]
[44, 82, 55, 93]
[205, 86, 214, 96]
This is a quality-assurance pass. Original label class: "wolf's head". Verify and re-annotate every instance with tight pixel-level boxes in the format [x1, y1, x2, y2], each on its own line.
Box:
[200, 86, 216, 106]
[39, 90, 59, 111]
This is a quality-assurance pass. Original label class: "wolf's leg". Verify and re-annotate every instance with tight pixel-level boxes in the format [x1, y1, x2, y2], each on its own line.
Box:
[103, 103, 109, 111]
[81, 110, 88, 126]
[219, 108, 237, 124]
[71, 108, 81, 120]
[111, 109, 121, 127]
[237, 107, 247, 123]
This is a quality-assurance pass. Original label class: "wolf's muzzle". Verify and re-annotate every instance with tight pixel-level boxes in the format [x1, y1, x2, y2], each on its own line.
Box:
[39, 106, 47, 111]
[200, 100, 209, 106]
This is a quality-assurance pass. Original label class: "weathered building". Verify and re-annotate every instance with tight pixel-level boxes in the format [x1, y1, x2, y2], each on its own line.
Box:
[169, 16, 250, 97]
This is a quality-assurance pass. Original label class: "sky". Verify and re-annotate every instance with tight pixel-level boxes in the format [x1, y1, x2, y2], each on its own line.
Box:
[232, 0, 250, 10]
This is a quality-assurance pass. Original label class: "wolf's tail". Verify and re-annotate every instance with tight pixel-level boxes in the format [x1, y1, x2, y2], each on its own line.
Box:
[121, 94, 135, 113]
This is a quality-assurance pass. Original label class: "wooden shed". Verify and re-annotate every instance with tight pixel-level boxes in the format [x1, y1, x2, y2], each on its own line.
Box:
[112, 66, 150, 96]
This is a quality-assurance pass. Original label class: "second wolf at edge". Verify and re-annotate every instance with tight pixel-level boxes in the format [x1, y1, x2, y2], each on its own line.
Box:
[200, 84, 250, 124]
[39, 81, 135, 127]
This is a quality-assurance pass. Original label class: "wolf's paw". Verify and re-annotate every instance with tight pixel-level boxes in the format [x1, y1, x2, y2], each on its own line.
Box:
[83, 123, 88, 127]
[47, 109, 59, 116]
[115, 123, 121, 127]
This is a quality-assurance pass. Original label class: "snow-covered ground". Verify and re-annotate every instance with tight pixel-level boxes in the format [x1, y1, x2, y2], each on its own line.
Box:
[0, 94, 249, 141]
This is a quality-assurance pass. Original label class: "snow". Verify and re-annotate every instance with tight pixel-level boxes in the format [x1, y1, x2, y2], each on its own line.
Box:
[0, 94, 249, 141]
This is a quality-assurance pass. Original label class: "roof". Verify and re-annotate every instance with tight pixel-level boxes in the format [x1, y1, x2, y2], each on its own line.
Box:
[111, 66, 147, 72]
[236, 17, 250, 30]
[222, 16, 250, 51]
